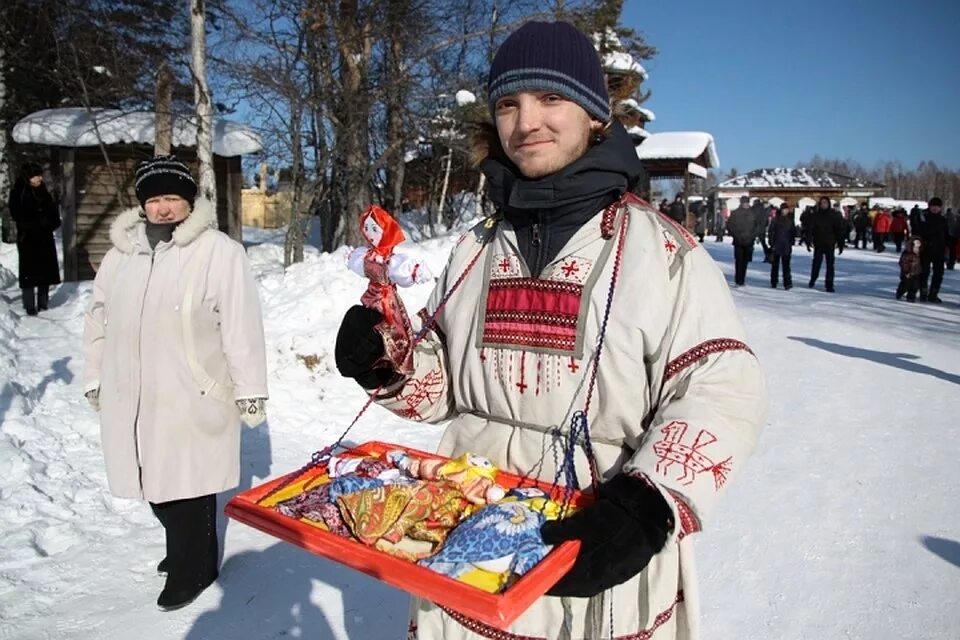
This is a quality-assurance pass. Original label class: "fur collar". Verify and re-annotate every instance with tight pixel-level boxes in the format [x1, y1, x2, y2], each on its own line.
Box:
[109, 198, 216, 254]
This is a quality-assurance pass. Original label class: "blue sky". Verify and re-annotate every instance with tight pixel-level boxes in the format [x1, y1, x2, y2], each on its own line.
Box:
[621, 0, 960, 173]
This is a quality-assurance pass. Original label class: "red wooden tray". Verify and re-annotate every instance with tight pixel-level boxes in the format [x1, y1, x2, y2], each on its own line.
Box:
[225, 440, 589, 630]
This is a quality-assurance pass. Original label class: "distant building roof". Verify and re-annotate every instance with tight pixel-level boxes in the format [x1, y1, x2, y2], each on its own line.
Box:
[12, 108, 263, 157]
[636, 132, 719, 168]
[717, 167, 884, 190]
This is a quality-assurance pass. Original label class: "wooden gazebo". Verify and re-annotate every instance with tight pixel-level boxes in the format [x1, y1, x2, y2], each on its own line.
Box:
[12, 108, 262, 281]
[635, 132, 719, 226]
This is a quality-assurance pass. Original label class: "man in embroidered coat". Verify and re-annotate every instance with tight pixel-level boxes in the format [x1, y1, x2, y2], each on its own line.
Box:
[336, 21, 766, 640]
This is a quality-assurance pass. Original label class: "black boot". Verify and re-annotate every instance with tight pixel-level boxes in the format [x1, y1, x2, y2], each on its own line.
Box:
[151, 495, 219, 611]
[22, 287, 37, 316]
[37, 286, 50, 311]
[157, 570, 219, 611]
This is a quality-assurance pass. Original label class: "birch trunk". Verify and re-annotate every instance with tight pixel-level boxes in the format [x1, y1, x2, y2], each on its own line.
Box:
[190, 0, 216, 208]
[0, 39, 13, 244]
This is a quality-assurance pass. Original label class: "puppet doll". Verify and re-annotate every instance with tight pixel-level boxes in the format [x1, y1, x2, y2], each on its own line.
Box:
[346, 205, 432, 376]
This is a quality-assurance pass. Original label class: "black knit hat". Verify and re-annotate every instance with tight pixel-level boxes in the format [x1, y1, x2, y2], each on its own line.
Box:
[487, 21, 610, 122]
[928, 196, 943, 208]
[21, 162, 44, 179]
[135, 155, 197, 207]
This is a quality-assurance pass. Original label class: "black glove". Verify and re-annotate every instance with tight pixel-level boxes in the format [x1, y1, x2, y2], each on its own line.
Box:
[805, 243, 812, 252]
[334, 305, 399, 390]
[837, 244, 844, 255]
[540, 474, 674, 598]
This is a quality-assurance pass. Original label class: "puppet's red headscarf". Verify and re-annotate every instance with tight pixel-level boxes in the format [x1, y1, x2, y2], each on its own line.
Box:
[360, 205, 406, 257]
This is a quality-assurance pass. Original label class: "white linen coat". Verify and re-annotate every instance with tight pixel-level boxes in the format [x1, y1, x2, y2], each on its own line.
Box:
[82, 200, 268, 503]
[376, 195, 767, 640]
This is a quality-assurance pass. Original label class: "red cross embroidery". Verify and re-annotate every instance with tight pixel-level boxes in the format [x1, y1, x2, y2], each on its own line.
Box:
[560, 260, 580, 277]
[567, 358, 579, 373]
[498, 258, 511, 273]
[663, 237, 678, 253]
[652, 421, 732, 490]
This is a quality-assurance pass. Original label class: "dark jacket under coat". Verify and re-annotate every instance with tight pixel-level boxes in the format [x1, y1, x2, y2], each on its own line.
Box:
[8, 179, 61, 288]
[917, 211, 948, 257]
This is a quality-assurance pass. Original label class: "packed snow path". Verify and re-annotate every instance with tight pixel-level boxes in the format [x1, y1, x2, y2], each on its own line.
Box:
[1, 232, 957, 640]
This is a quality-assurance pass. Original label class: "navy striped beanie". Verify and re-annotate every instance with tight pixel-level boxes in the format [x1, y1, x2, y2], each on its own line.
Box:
[135, 155, 197, 208]
[487, 21, 610, 123]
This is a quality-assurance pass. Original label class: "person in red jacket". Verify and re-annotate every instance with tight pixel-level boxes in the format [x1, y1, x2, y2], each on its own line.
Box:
[889, 209, 909, 253]
[873, 209, 892, 252]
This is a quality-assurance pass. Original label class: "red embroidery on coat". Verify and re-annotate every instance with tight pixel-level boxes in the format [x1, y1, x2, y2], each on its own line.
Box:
[663, 233, 678, 254]
[439, 590, 684, 639]
[668, 490, 701, 540]
[516, 352, 528, 393]
[482, 278, 583, 353]
[560, 260, 580, 277]
[397, 369, 444, 420]
[567, 357, 579, 373]
[655, 211, 699, 249]
[406, 619, 418, 640]
[662, 338, 754, 384]
[499, 258, 511, 272]
[653, 421, 732, 490]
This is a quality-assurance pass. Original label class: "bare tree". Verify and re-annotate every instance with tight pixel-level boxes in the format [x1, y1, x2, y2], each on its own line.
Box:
[191, 0, 216, 207]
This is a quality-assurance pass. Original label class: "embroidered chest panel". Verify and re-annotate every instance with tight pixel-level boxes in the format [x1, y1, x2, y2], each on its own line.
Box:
[476, 236, 614, 360]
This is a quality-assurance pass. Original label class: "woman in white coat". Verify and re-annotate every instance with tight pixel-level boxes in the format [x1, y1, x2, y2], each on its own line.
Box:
[82, 155, 269, 611]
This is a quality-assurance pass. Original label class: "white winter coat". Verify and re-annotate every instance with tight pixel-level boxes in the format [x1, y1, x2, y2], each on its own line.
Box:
[82, 200, 268, 503]
[377, 196, 767, 639]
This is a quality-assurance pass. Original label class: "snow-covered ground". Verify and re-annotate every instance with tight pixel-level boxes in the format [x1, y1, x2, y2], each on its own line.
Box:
[1, 227, 958, 640]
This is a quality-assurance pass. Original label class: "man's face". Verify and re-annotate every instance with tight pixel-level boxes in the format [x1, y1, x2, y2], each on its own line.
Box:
[28, 175, 43, 188]
[495, 91, 596, 179]
[143, 195, 191, 224]
[930, 205, 942, 215]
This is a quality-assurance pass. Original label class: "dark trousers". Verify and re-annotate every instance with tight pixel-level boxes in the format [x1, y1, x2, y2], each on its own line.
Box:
[892, 233, 905, 253]
[770, 253, 792, 288]
[948, 237, 958, 269]
[873, 232, 886, 252]
[758, 236, 771, 261]
[150, 494, 219, 589]
[896, 276, 919, 301]
[733, 243, 752, 285]
[22, 286, 50, 313]
[854, 229, 868, 249]
[810, 247, 836, 289]
[920, 253, 945, 298]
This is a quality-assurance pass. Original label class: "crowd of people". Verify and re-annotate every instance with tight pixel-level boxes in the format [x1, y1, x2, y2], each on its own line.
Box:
[717, 194, 957, 302]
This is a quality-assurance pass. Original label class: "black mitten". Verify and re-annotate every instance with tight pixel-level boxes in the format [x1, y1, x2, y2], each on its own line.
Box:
[540, 473, 674, 598]
[334, 305, 399, 389]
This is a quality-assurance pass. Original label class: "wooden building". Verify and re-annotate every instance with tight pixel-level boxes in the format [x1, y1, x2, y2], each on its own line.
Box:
[635, 132, 720, 227]
[11, 108, 262, 281]
[712, 168, 885, 213]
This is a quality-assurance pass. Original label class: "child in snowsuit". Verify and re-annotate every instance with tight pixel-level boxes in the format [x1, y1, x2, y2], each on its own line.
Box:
[896, 236, 923, 302]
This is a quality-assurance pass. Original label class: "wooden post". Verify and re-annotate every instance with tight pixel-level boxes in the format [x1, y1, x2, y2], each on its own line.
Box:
[683, 170, 693, 231]
[155, 63, 173, 155]
[60, 148, 78, 281]
[226, 157, 241, 242]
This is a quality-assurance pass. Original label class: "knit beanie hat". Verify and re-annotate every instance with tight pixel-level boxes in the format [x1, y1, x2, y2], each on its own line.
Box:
[22, 162, 44, 179]
[928, 197, 943, 208]
[487, 21, 610, 123]
[135, 155, 197, 208]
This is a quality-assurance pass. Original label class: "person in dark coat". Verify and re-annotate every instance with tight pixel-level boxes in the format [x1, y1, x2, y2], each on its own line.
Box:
[889, 209, 909, 253]
[896, 236, 923, 302]
[8, 163, 61, 315]
[768, 203, 796, 289]
[852, 203, 870, 249]
[945, 207, 958, 270]
[667, 193, 686, 225]
[917, 197, 948, 303]
[805, 196, 845, 292]
[749, 199, 770, 261]
[798, 205, 813, 246]
[692, 200, 706, 242]
[726, 196, 756, 286]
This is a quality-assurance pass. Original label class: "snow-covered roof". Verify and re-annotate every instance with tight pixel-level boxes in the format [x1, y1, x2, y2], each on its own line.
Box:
[636, 132, 719, 168]
[12, 108, 263, 157]
[717, 167, 883, 190]
[625, 125, 650, 140]
[603, 51, 648, 80]
[869, 197, 928, 210]
[617, 99, 655, 122]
